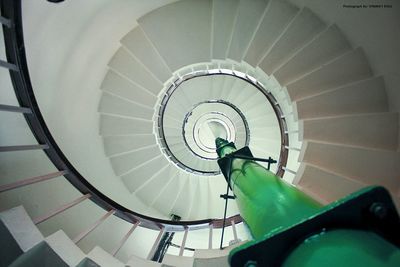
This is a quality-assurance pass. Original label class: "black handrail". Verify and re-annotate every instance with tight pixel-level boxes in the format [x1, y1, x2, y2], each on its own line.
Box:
[0, 0, 242, 231]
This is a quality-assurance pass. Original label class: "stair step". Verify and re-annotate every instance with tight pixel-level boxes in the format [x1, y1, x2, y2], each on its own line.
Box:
[126, 254, 162, 266]
[99, 115, 153, 136]
[227, 0, 269, 61]
[300, 113, 399, 150]
[103, 135, 156, 157]
[170, 175, 195, 219]
[99, 92, 154, 120]
[136, 166, 178, 205]
[121, 26, 172, 83]
[109, 47, 163, 96]
[151, 175, 181, 216]
[274, 24, 352, 85]
[88, 246, 124, 267]
[259, 7, 326, 74]
[212, 0, 240, 60]
[138, 0, 212, 71]
[300, 141, 400, 193]
[244, 0, 299, 66]
[121, 156, 169, 193]
[9, 241, 69, 267]
[0, 206, 44, 252]
[162, 254, 194, 267]
[286, 48, 373, 101]
[76, 258, 100, 267]
[110, 145, 160, 176]
[101, 70, 157, 108]
[294, 76, 388, 120]
[45, 230, 85, 267]
[295, 163, 366, 203]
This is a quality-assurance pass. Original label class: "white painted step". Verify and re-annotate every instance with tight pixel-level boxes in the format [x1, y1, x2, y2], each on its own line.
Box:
[121, 26, 172, 83]
[103, 135, 157, 157]
[99, 92, 154, 120]
[121, 155, 169, 193]
[300, 141, 400, 193]
[170, 175, 197, 219]
[45, 230, 86, 267]
[273, 24, 352, 85]
[0, 206, 44, 253]
[300, 112, 398, 151]
[227, 0, 269, 62]
[259, 7, 326, 74]
[138, 0, 212, 71]
[101, 70, 157, 108]
[244, 0, 299, 66]
[151, 175, 182, 216]
[99, 115, 153, 136]
[136, 166, 179, 206]
[193, 241, 246, 267]
[109, 47, 163, 95]
[126, 254, 162, 267]
[294, 76, 388, 120]
[110, 145, 161, 176]
[163, 254, 194, 267]
[88, 246, 124, 267]
[295, 163, 366, 203]
[211, 0, 239, 60]
[286, 48, 373, 101]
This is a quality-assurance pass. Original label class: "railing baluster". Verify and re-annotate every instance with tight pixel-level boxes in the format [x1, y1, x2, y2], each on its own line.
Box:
[73, 209, 115, 244]
[284, 146, 301, 151]
[0, 59, 18, 71]
[0, 15, 11, 27]
[147, 228, 165, 260]
[112, 221, 140, 256]
[208, 223, 213, 249]
[231, 220, 238, 242]
[282, 166, 297, 175]
[179, 227, 188, 256]
[0, 171, 67, 193]
[33, 194, 91, 224]
[0, 144, 49, 152]
[0, 104, 31, 114]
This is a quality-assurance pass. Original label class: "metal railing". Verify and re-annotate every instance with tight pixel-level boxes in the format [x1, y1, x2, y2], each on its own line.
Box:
[0, 0, 242, 239]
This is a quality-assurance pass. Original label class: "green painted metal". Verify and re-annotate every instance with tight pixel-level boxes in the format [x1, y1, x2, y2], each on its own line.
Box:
[283, 229, 400, 267]
[216, 138, 321, 239]
[216, 138, 400, 267]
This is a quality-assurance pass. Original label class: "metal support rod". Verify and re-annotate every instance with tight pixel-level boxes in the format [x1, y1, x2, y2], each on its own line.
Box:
[229, 154, 277, 164]
[231, 220, 238, 242]
[112, 221, 140, 256]
[208, 223, 213, 249]
[0, 144, 49, 152]
[179, 227, 189, 256]
[220, 158, 232, 249]
[73, 209, 115, 244]
[0, 171, 67, 193]
[0, 59, 18, 71]
[147, 228, 165, 260]
[0, 104, 31, 113]
[33, 194, 91, 224]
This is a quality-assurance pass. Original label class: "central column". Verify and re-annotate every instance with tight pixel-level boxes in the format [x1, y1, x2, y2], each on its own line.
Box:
[215, 138, 321, 239]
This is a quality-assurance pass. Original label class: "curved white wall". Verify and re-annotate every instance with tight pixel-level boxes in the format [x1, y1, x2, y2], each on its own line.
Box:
[22, 0, 180, 218]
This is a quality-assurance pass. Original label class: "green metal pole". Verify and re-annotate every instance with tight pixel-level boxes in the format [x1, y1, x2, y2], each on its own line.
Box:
[216, 138, 321, 239]
[216, 138, 400, 267]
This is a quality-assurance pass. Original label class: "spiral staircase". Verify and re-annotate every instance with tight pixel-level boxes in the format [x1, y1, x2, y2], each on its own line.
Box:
[1, 0, 399, 266]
